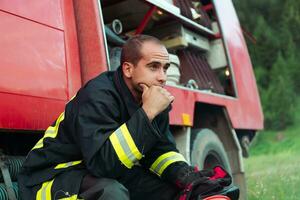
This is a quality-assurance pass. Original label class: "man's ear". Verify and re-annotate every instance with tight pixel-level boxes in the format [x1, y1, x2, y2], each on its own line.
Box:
[122, 62, 134, 78]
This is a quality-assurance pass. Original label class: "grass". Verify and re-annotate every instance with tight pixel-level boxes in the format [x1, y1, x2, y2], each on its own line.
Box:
[245, 151, 300, 200]
[245, 101, 300, 200]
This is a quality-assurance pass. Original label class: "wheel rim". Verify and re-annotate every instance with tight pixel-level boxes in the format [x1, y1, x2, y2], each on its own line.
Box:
[203, 150, 224, 169]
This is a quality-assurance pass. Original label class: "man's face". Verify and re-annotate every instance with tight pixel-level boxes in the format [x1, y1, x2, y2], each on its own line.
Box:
[123, 41, 170, 95]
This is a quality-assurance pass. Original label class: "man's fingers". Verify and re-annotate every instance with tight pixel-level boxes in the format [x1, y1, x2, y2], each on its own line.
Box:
[141, 84, 173, 103]
[139, 83, 149, 92]
[160, 88, 174, 102]
[160, 88, 170, 95]
[165, 91, 171, 96]
[169, 95, 175, 103]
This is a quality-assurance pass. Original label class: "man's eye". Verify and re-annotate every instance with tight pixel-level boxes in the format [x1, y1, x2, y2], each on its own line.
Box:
[150, 65, 158, 71]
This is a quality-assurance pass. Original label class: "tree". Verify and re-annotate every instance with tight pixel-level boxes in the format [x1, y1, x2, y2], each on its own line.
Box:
[264, 53, 295, 130]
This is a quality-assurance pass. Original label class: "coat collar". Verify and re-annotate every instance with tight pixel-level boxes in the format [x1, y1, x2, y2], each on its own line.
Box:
[113, 67, 140, 117]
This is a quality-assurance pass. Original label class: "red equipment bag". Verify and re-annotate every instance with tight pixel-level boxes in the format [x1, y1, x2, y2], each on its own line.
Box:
[203, 195, 230, 200]
[177, 166, 239, 200]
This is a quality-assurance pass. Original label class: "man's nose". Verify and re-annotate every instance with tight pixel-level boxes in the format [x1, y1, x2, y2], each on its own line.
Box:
[157, 68, 167, 83]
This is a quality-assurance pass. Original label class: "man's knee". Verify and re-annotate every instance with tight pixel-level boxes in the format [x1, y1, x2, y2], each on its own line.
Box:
[80, 176, 129, 200]
[101, 179, 129, 200]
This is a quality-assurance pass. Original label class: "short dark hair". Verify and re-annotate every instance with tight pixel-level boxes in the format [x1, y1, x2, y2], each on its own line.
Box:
[120, 34, 162, 65]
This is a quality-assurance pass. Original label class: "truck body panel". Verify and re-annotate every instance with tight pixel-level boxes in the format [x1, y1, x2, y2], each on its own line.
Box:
[0, 0, 82, 130]
[0, 0, 263, 130]
[0, 2, 263, 199]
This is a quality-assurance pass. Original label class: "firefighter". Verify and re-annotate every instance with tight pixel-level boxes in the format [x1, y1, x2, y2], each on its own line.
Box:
[18, 35, 232, 200]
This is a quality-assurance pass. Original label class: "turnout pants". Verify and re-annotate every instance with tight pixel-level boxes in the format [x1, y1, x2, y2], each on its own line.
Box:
[79, 166, 179, 200]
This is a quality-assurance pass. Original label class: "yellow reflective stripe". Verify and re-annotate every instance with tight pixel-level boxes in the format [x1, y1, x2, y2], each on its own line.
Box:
[59, 194, 78, 200]
[150, 152, 177, 172]
[32, 127, 55, 149]
[120, 124, 143, 160]
[150, 151, 186, 176]
[157, 154, 185, 175]
[32, 112, 65, 150]
[43, 127, 56, 138]
[69, 94, 76, 101]
[51, 112, 65, 133]
[33, 141, 43, 149]
[36, 179, 54, 200]
[109, 132, 134, 168]
[54, 160, 82, 169]
[109, 123, 143, 168]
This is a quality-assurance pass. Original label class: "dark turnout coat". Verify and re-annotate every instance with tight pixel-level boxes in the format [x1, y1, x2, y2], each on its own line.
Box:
[18, 67, 187, 199]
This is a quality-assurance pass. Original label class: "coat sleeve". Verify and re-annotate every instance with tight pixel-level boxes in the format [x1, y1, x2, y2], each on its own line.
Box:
[139, 108, 189, 180]
[72, 87, 160, 178]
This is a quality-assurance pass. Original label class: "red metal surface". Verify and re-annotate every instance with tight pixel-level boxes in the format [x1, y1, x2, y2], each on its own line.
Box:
[135, 5, 157, 35]
[0, 0, 63, 30]
[214, 0, 263, 129]
[73, 0, 109, 85]
[0, 10, 66, 100]
[202, 3, 213, 12]
[212, 33, 221, 39]
[168, 0, 263, 130]
[0, 0, 82, 130]
[61, 1, 82, 98]
[0, 92, 65, 130]
[0, 0, 263, 131]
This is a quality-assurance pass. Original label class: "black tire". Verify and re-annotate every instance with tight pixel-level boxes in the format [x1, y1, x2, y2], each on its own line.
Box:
[191, 129, 231, 173]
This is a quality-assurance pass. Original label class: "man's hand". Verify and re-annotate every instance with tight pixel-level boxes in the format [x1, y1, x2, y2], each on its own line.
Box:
[140, 84, 174, 121]
[175, 166, 233, 200]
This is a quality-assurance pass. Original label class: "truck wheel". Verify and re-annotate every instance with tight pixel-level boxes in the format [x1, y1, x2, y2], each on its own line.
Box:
[191, 129, 231, 173]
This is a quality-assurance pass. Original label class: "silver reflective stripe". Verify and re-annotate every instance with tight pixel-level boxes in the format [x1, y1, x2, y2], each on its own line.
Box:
[41, 186, 46, 200]
[45, 129, 55, 134]
[65, 161, 73, 168]
[37, 179, 54, 200]
[150, 152, 187, 176]
[114, 127, 138, 163]
[152, 154, 178, 174]
[54, 160, 82, 170]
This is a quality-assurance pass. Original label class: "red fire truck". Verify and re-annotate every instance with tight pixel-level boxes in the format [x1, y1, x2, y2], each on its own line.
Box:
[0, 0, 263, 199]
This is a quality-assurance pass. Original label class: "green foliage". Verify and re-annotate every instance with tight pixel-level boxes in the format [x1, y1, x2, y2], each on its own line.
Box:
[264, 53, 295, 129]
[250, 16, 279, 71]
[233, 0, 300, 130]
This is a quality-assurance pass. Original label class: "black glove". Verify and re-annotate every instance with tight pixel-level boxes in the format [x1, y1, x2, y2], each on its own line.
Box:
[174, 165, 213, 188]
[175, 166, 232, 200]
[174, 166, 223, 200]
